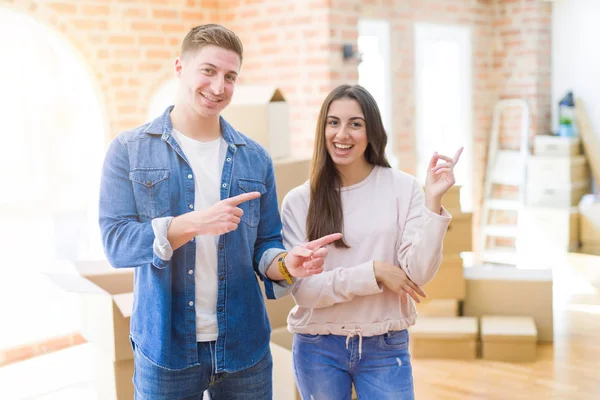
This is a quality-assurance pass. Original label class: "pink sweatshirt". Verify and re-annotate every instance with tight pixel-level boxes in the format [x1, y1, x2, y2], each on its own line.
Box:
[281, 166, 452, 337]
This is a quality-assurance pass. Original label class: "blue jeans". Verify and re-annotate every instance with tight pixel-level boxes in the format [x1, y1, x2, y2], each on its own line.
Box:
[293, 330, 414, 400]
[132, 340, 272, 399]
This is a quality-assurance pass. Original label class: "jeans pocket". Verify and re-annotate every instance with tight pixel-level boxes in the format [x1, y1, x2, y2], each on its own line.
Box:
[294, 333, 322, 343]
[130, 168, 170, 219]
[237, 178, 266, 228]
[381, 329, 409, 349]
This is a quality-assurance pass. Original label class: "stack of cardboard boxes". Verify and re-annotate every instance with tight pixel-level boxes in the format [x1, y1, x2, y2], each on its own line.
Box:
[579, 194, 600, 255]
[416, 185, 471, 317]
[520, 136, 589, 255]
[411, 264, 545, 362]
[411, 186, 548, 363]
[49, 261, 134, 399]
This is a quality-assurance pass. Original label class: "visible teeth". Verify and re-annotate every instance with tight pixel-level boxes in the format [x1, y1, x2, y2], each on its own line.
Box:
[201, 93, 220, 102]
[334, 143, 352, 149]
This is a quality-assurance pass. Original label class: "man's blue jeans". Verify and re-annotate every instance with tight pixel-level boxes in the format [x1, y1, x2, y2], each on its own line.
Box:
[132, 340, 272, 399]
[292, 330, 415, 400]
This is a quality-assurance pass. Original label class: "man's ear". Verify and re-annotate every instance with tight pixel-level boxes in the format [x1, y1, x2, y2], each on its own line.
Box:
[174, 57, 183, 78]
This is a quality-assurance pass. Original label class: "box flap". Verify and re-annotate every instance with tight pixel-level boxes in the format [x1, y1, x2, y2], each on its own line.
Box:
[410, 317, 478, 339]
[464, 265, 552, 282]
[481, 316, 537, 342]
[113, 292, 134, 318]
[72, 260, 134, 295]
[534, 135, 580, 145]
[73, 260, 126, 277]
[530, 154, 587, 166]
[47, 273, 107, 295]
[229, 85, 285, 105]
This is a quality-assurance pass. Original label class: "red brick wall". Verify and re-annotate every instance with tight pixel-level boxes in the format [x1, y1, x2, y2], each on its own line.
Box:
[220, 0, 359, 155]
[494, 0, 553, 148]
[359, 0, 496, 187]
[1, 0, 217, 143]
[1, 0, 552, 158]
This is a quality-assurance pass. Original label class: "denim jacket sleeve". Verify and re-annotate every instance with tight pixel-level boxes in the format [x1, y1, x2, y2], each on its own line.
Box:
[253, 155, 287, 299]
[99, 136, 170, 269]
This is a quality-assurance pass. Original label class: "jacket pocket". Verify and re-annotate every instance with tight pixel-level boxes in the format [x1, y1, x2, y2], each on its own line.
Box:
[130, 168, 170, 219]
[237, 178, 266, 228]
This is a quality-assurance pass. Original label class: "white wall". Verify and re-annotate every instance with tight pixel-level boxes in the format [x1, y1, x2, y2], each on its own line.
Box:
[552, 0, 600, 138]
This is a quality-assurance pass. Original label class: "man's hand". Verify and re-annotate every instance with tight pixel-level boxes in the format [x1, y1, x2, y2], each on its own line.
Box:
[285, 233, 343, 278]
[193, 191, 261, 236]
[373, 261, 427, 304]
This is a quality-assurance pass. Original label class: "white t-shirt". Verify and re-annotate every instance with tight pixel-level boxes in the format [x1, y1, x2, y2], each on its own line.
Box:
[174, 129, 227, 342]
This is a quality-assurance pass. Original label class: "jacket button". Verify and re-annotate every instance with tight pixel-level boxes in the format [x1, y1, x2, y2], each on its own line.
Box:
[217, 306, 223, 312]
[145, 181, 152, 187]
[219, 275, 224, 281]
[219, 243, 224, 250]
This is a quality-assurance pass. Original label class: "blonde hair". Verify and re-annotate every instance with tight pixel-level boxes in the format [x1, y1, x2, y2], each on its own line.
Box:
[181, 24, 243, 63]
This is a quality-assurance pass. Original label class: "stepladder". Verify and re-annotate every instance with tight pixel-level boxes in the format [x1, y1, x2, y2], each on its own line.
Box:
[478, 99, 530, 266]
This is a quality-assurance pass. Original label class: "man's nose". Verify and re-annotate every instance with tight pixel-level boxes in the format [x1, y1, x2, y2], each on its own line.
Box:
[211, 76, 225, 95]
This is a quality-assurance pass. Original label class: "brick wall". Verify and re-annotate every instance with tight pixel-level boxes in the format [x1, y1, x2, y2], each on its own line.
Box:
[358, 0, 496, 192]
[0, 0, 553, 363]
[1, 0, 552, 156]
[1, 0, 218, 143]
[494, 0, 553, 148]
[220, 0, 359, 154]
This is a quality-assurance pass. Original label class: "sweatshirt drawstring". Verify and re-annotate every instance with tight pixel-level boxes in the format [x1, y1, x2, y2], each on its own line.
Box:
[344, 328, 363, 360]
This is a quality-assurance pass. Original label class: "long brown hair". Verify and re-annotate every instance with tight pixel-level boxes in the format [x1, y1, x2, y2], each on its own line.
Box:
[307, 84, 391, 248]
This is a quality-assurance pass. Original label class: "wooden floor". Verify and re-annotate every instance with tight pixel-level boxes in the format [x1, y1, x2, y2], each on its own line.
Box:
[412, 253, 600, 400]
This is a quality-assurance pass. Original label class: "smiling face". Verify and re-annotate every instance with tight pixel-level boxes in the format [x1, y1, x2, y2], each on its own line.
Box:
[174, 44, 241, 119]
[324, 98, 369, 168]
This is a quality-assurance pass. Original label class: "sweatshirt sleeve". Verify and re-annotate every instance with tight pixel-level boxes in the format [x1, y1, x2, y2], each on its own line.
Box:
[396, 179, 452, 286]
[281, 188, 383, 309]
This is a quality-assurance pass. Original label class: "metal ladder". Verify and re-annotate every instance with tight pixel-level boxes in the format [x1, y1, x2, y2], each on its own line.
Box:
[479, 99, 530, 265]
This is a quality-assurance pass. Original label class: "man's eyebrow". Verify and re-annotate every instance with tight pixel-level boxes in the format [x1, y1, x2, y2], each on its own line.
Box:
[200, 63, 238, 75]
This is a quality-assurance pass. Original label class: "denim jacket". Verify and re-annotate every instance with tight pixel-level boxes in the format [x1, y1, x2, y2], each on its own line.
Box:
[99, 106, 287, 372]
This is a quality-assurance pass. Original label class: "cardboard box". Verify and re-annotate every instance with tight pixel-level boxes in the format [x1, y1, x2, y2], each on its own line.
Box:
[581, 217, 600, 245]
[443, 185, 462, 213]
[221, 85, 290, 159]
[528, 155, 589, 185]
[575, 99, 600, 190]
[416, 299, 460, 317]
[526, 180, 589, 208]
[534, 135, 581, 157]
[580, 244, 600, 256]
[274, 157, 311, 209]
[270, 328, 302, 400]
[263, 292, 296, 330]
[409, 317, 478, 359]
[443, 212, 473, 255]
[270, 328, 357, 400]
[93, 348, 134, 400]
[463, 266, 553, 342]
[48, 261, 134, 361]
[579, 194, 600, 245]
[480, 316, 537, 362]
[423, 255, 465, 300]
[518, 206, 580, 253]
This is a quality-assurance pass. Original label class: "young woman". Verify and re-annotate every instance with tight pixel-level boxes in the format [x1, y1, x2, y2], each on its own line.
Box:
[281, 84, 462, 400]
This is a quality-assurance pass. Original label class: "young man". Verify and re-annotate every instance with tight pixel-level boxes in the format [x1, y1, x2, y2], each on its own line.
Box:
[99, 24, 339, 400]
